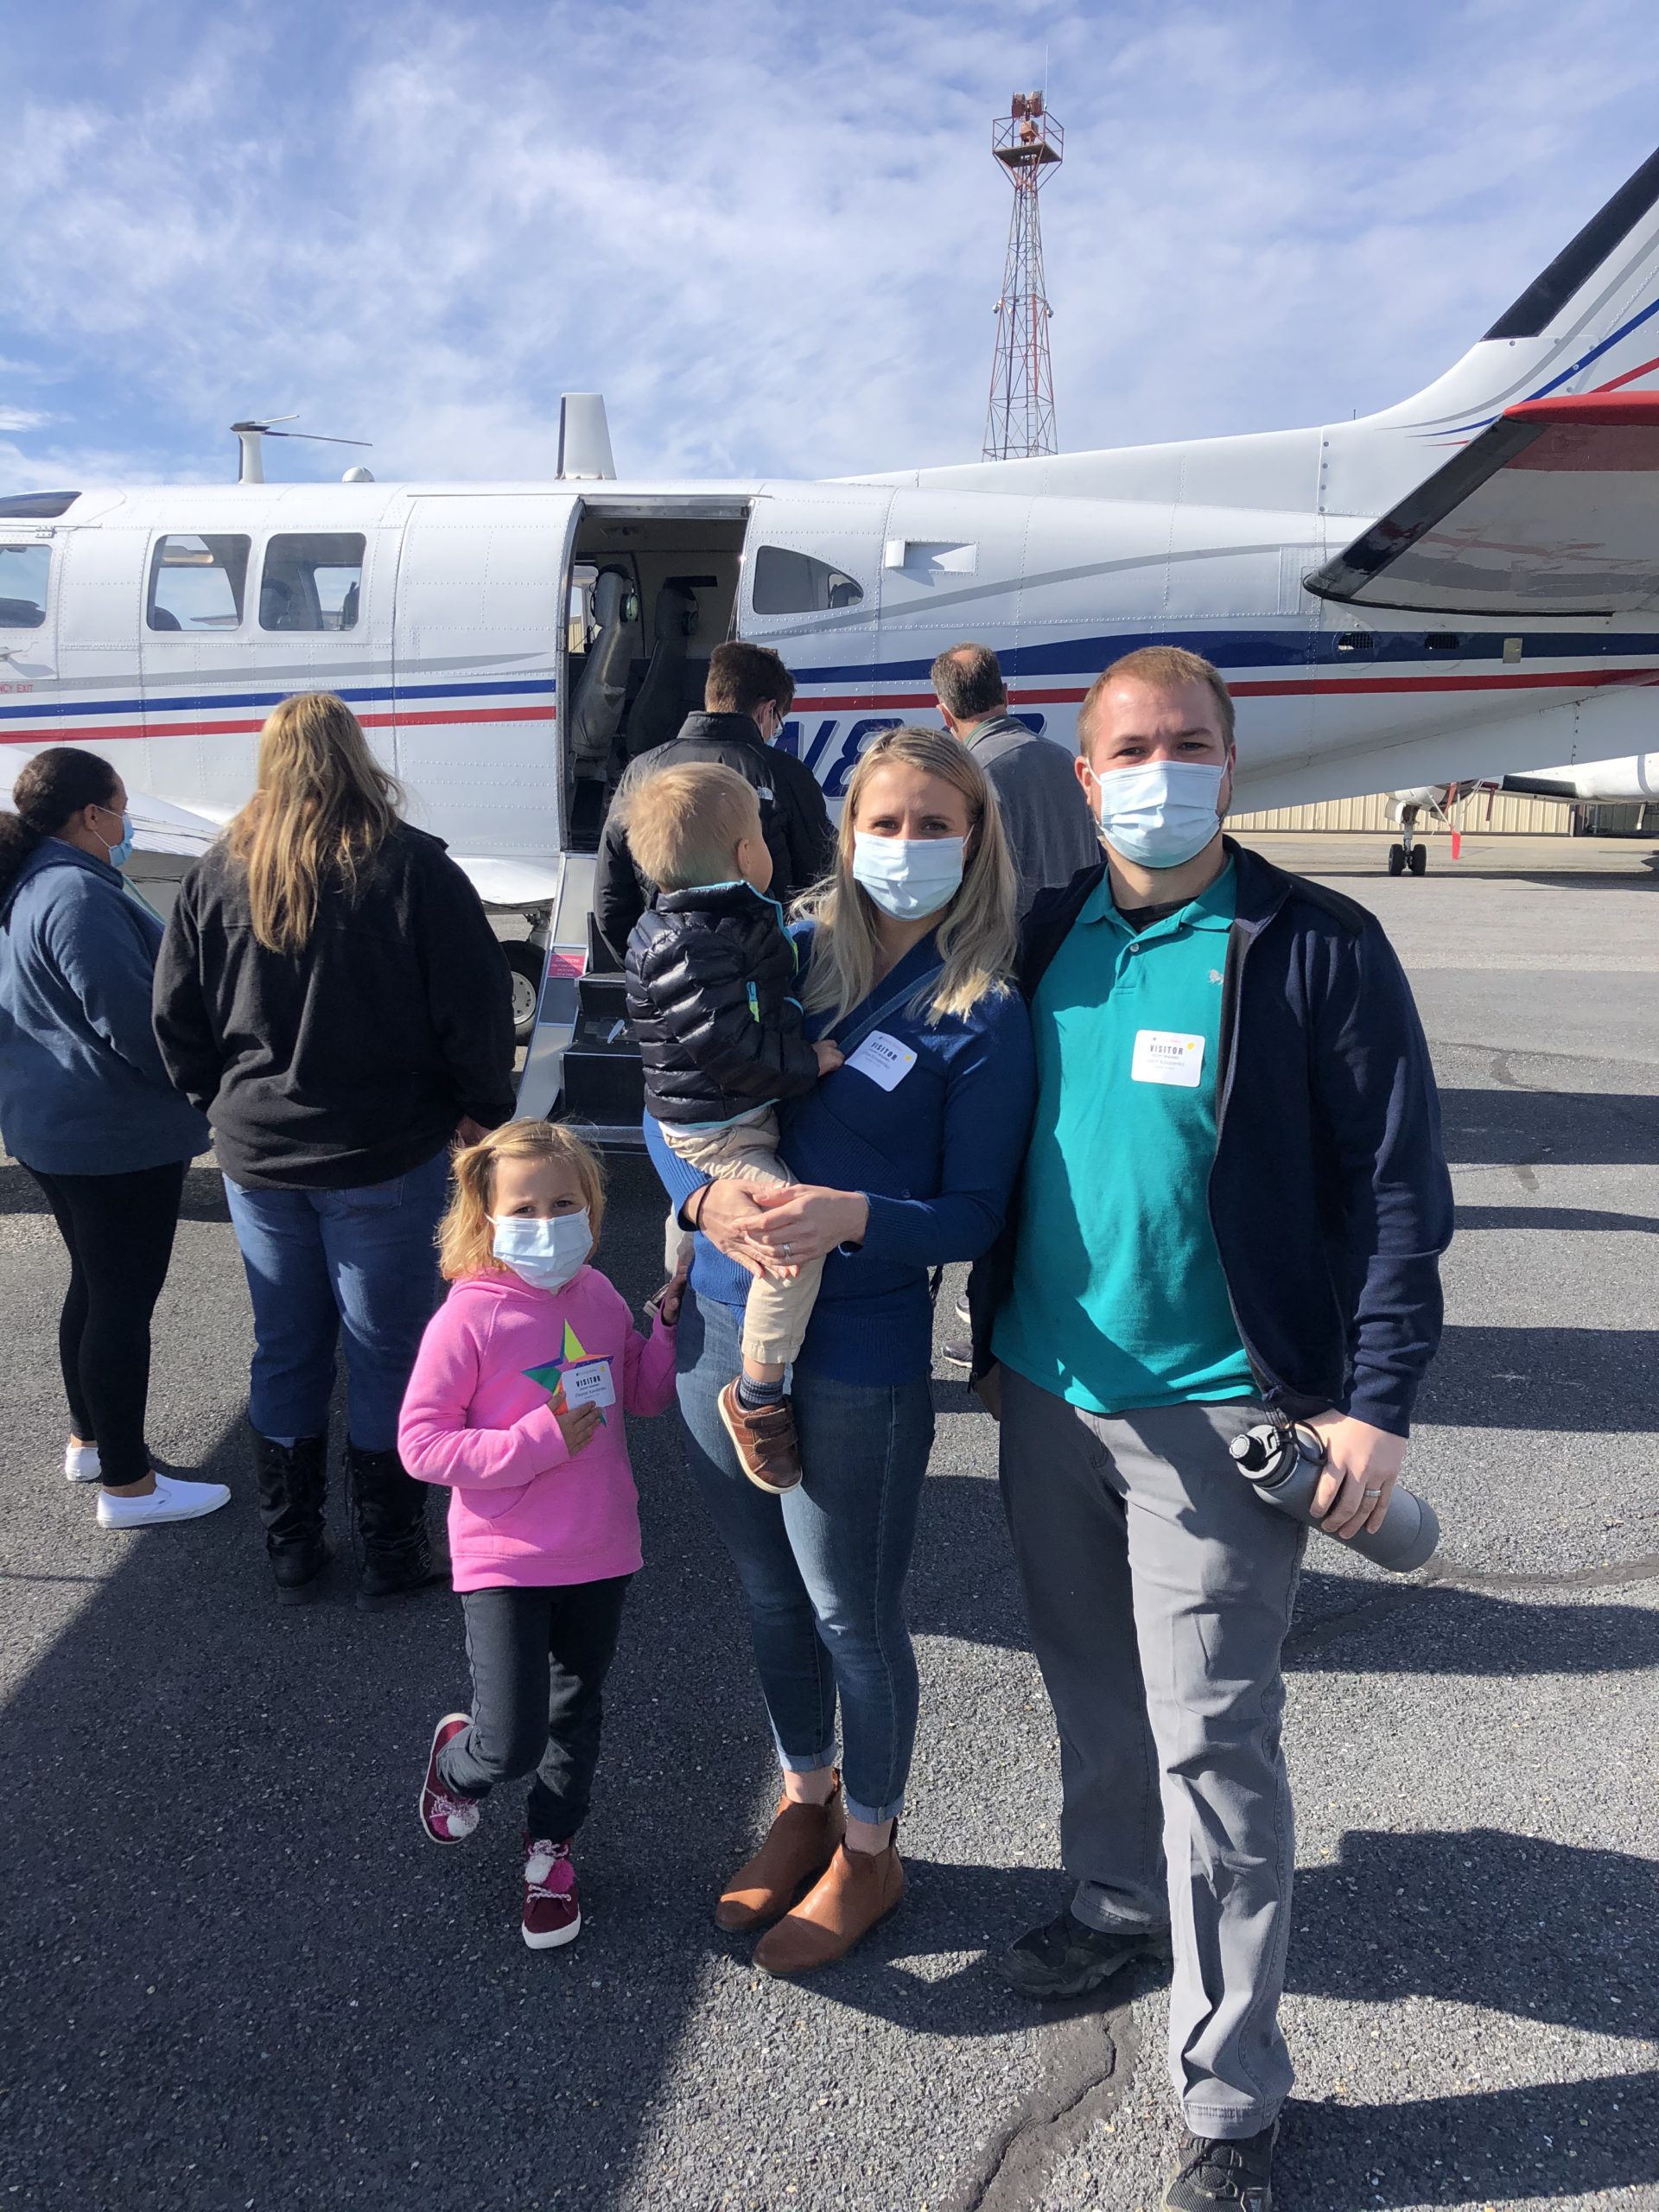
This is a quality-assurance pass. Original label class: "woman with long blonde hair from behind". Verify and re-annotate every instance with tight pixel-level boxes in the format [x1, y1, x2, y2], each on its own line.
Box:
[641, 725, 1036, 1974]
[155, 693, 516, 1611]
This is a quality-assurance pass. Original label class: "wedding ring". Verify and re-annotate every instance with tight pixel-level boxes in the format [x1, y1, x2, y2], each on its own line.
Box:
[783, 1243, 794, 1262]
[1362, 1486, 1383, 1499]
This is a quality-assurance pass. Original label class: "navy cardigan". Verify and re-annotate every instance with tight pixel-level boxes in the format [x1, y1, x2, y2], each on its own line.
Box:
[968, 841, 1454, 1436]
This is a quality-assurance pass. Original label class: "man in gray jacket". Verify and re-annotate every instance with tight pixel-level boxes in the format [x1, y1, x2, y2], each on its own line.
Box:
[932, 644, 1100, 918]
[935, 642, 1100, 1368]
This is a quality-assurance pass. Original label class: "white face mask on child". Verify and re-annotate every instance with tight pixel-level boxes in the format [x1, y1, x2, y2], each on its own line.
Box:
[490, 1210, 592, 1292]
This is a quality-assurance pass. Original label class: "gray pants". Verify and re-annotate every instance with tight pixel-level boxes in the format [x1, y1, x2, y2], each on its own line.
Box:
[997, 1365, 1306, 2139]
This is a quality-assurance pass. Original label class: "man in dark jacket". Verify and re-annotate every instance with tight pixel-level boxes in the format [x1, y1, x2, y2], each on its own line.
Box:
[969, 647, 1452, 2211]
[594, 641, 833, 968]
[933, 642, 1100, 918]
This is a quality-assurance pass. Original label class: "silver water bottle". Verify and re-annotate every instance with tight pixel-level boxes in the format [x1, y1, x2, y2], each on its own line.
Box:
[1228, 1420, 1440, 1573]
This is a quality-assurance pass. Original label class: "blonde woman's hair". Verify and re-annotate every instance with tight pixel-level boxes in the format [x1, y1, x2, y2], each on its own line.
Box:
[624, 762, 763, 889]
[438, 1120, 607, 1282]
[225, 692, 404, 954]
[797, 725, 1017, 1027]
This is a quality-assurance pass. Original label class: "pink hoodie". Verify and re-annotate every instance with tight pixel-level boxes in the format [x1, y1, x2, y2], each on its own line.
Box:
[397, 1265, 677, 1592]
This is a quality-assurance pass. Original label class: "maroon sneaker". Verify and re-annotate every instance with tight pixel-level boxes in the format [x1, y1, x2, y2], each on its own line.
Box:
[522, 1833, 581, 1949]
[419, 1713, 482, 1844]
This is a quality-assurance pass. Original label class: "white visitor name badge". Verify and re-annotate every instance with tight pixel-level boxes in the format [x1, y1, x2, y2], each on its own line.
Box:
[561, 1357, 616, 1410]
[844, 1029, 918, 1091]
[1131, 1029, 1205, 1087]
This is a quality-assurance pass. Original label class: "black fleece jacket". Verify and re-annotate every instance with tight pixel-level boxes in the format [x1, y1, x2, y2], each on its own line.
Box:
[968, 840, 1454, 1436]
[594, 713, 834, 966]
[153, 824, 515, 1190]
[625, 880, 819, 1126]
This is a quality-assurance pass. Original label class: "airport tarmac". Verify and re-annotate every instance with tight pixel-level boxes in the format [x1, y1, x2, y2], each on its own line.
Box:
[1, 834, 1656, 2212]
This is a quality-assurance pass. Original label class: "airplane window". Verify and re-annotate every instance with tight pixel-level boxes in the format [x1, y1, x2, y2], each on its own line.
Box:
[149, 534, 251, 632]
[0, 543, 49, 629]
[260, 533, 366, 632]
[752, 546, 864, 615]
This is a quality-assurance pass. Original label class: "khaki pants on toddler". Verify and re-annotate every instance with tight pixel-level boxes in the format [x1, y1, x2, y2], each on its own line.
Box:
[662, 1112, 824, 1367]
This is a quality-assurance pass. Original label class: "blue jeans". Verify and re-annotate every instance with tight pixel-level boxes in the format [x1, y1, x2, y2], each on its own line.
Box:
[222, 1150, 449, 1452]
[675, 1290, 935, 1826]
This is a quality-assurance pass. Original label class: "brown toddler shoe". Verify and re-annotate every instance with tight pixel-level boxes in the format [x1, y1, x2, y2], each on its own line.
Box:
[718, 1381, 803, 1492]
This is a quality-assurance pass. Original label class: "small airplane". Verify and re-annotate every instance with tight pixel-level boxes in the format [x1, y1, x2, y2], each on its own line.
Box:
[7, 144, 1659, 1115]
[1382, 747, 1658, 875]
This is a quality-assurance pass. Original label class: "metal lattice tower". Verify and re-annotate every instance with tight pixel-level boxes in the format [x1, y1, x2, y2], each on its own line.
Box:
[983, 90, 1063, 461]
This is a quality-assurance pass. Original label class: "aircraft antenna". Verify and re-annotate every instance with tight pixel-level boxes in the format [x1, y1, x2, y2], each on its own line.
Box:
[983, 89, 1063, 461]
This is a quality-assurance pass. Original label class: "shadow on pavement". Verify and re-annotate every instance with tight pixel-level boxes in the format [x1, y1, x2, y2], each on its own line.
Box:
[1281, 2070, 1658, 2205]
[1438, 1088, 1659, 1168]
[0, 1160, 228, 1221]
[1454, 1204, 1659, 1233]
[1417, 1325, 1659, 1429]
[909, 1478, 1659, 1666]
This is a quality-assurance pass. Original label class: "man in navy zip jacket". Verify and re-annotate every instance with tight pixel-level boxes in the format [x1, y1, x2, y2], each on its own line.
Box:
[967, 646, 1452, 2211]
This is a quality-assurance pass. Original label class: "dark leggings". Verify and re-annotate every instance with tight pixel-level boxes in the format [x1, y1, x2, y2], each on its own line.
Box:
[27, 1160, 188, 1488]
[437, 1578, 632, 1842]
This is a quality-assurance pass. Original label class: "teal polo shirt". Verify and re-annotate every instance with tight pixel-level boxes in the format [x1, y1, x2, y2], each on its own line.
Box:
[993, 862, 1255, 1417]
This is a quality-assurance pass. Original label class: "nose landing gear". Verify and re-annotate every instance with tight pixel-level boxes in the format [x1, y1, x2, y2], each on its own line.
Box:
[1388, 805, 1431, 876]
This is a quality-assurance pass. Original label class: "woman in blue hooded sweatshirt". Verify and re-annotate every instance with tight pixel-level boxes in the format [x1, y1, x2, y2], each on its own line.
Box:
[0, 747, 226, 1529]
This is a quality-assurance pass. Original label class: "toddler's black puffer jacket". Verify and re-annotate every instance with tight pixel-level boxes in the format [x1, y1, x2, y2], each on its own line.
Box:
[625, 880, 819, 1125]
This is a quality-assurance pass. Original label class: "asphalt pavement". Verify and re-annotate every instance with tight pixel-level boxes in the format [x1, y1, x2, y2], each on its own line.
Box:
[2, 833, 1656, 2212]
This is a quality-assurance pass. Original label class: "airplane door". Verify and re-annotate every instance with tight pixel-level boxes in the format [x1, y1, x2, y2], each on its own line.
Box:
[741, 484, 892, 799]
[392, 493, 578, 861]
[54, 519, 149, 789]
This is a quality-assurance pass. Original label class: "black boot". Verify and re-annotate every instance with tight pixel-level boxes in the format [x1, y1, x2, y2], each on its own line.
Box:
[347, 1441, 443, 1611]
[251, 1428, 330, 1605]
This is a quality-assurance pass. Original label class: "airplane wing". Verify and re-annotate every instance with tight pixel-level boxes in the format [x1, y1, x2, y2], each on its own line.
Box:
[1306, 394, 1659, 615]
[0, 774, 223, 863]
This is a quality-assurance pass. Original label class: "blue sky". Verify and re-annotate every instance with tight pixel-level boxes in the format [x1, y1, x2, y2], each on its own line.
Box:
[5, 0, 1659, 491]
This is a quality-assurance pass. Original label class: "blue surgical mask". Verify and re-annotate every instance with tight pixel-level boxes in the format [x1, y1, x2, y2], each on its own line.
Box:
[97, 807, 135, 870]
[490, 1209, 592, 1293]
[1084, 760, 1225, 869]
[850, 832, 965, 919]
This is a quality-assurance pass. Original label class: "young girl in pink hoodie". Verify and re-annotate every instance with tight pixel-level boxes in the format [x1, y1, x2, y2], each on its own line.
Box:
[399, 1120, 682, 1949]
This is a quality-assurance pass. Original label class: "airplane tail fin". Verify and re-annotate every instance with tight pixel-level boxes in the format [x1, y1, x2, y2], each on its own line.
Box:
[1365, 143, 1659, 443]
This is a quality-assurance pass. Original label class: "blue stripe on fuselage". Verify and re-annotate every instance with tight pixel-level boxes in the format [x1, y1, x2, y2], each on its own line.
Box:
[0, 675, 558, 724]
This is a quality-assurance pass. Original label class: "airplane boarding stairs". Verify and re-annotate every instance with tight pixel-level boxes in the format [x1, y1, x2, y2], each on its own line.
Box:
[556, 918, 647, 1145]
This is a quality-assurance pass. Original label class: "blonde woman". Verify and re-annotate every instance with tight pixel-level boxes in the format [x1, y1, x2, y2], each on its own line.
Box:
[155, 693, 514, 1610]
[644, 726, 1036, 1972]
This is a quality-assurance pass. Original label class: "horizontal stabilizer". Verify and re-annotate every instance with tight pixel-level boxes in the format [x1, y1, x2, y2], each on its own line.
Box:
[1306, 394, 1659, 615]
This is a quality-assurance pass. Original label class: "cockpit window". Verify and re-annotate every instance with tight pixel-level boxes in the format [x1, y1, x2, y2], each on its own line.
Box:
[0, 543, 49, 629]
[752, 546, 864, 615]
[149, 534, 251, 631]
[260, 532, 365, 632]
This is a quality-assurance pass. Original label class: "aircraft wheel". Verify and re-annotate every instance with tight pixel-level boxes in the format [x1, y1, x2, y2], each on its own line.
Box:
[1409, 843, 1428, 876]
[1388, 844, 1406, 876]
[503, 939, 544, 1046]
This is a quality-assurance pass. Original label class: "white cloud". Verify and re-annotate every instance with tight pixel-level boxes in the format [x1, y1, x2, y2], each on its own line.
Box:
[0, 408, 52, 434]
[3, 0, 1659, 486]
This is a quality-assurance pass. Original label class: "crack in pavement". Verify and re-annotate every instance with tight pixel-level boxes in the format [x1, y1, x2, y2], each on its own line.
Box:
[946, 1997, 1140, 2212]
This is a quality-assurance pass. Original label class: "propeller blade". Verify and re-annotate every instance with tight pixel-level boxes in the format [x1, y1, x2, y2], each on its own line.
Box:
[263, 430, 372, 448]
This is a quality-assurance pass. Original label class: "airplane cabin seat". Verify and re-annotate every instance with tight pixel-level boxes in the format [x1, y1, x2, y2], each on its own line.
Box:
[566, 568, 639, 779]
[622, 582, 700, 761]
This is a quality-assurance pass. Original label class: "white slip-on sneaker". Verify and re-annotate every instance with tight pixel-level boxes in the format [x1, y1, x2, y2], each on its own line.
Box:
[64, 1441, 102, 1484]
[97, 1471, 232, 1529]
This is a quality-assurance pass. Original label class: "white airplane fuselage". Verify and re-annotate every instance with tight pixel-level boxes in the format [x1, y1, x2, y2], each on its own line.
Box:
[3, 460, 1656, 908]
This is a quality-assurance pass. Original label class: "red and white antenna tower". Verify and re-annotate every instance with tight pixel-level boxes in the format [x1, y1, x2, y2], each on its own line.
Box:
[983, 89, 1063, 461]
